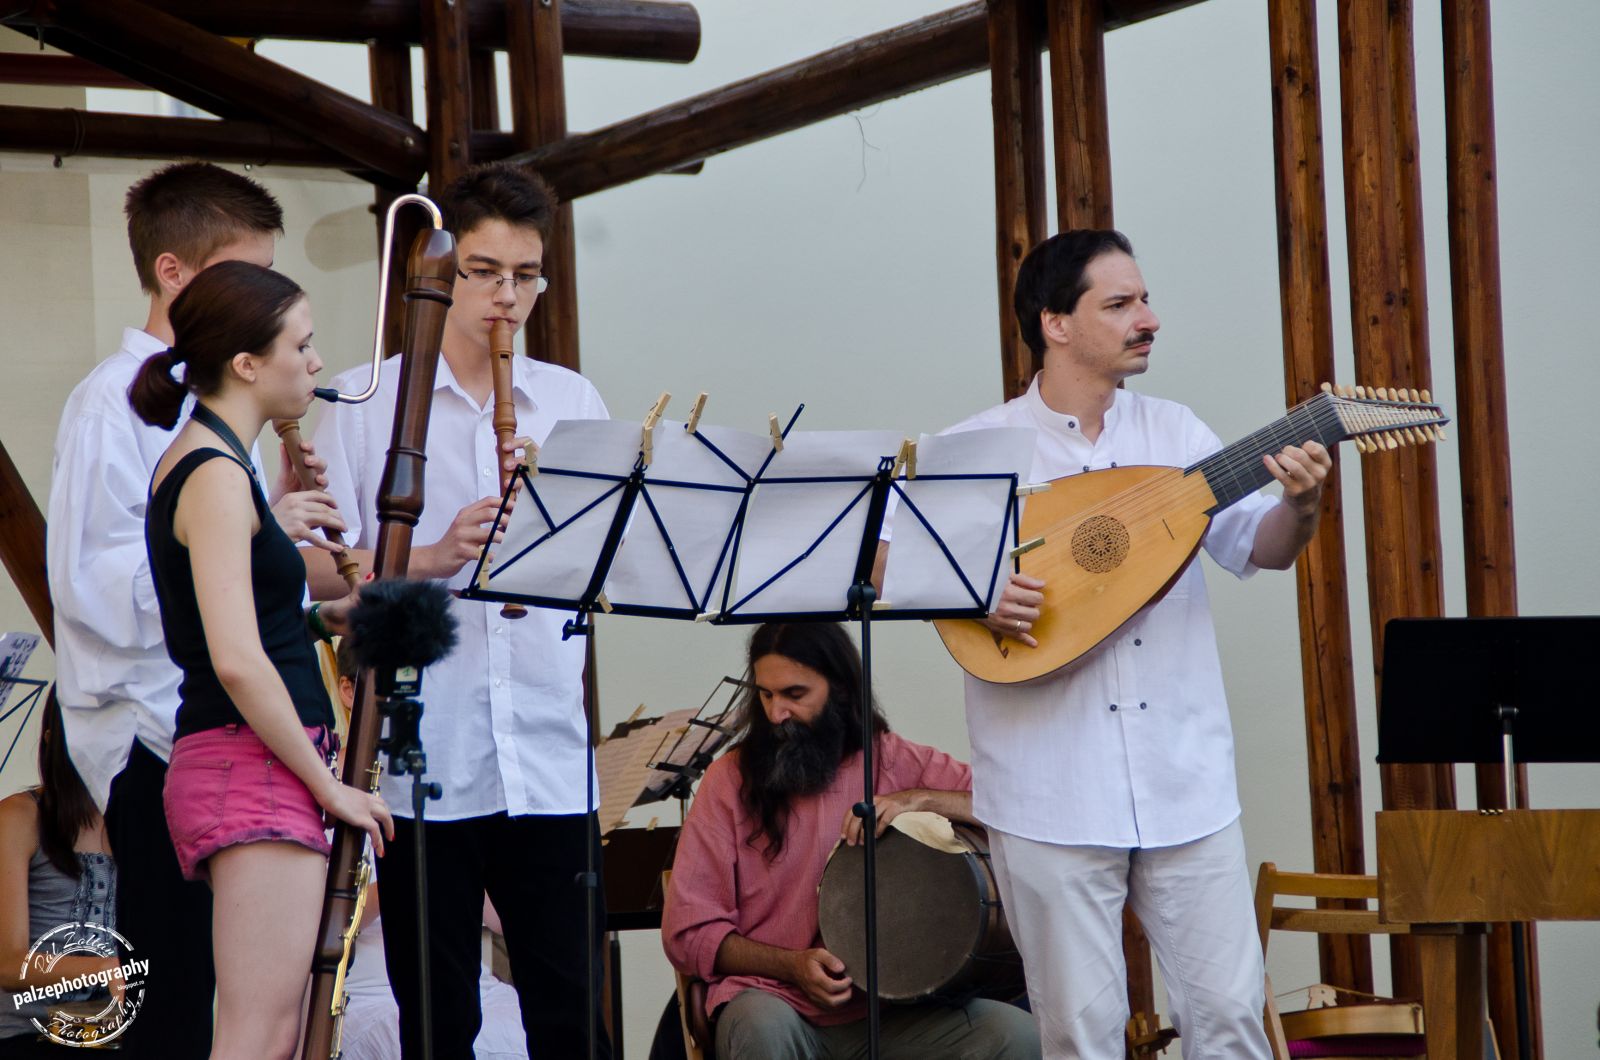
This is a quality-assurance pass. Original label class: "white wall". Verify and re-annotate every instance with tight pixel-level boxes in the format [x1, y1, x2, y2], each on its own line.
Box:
[2, 0, 1597, 1054]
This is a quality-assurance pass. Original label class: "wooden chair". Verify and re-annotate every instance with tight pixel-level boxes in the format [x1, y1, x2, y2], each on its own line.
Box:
[1254, 862, 1425, 1060]
[663, 870, 714, 1060]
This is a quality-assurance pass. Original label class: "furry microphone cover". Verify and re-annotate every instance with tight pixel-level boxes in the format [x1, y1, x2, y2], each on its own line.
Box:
[347, 579, 460, 673]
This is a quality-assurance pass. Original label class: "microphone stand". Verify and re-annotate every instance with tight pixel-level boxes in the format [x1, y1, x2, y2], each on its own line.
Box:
[375, 673, 441, 1060]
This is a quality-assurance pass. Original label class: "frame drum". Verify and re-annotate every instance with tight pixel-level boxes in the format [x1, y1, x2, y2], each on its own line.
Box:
[817, 820, 1025, 1002]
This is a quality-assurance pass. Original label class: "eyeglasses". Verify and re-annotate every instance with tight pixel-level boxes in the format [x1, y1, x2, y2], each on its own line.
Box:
[456, 267, 550, 296]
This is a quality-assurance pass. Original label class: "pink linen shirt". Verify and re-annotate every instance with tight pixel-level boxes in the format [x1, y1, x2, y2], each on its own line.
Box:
[663, 732, 971, 1026]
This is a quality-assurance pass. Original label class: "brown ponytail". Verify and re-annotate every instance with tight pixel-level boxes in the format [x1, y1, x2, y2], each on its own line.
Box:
[127, 346, 189, 429]
[127, 260, 306, 429]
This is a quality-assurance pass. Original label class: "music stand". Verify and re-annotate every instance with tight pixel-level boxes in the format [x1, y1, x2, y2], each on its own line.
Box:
[463, 407, 1035, 1058]
[1377, 616, 1600, 1060]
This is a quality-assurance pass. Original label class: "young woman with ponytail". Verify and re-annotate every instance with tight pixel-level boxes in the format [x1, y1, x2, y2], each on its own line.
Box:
[129, 260, 393, 1060]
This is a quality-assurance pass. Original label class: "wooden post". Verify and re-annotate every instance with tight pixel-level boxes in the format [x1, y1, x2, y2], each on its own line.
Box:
[1334, 0, 1450, 1001]
[1441, 0, 1541, 1053]
[1045, 0, 1112, 230]
[988, 0, 1048, 399]
[369, 42, 422, 362]
[507, 0, 581, 373]
[0, 438, 51, 649]
[1266, 0, 1372, 994]
[421, 0, 475, 190]
[472, 49, 502, 133]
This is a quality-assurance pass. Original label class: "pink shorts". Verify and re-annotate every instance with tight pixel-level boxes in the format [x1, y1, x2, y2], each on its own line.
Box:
[164, 723, 334, 881]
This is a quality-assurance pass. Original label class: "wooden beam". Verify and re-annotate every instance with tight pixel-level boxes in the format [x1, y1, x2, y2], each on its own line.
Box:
[988, 0, 1048, 401]
[1045, 0, 1112, 229]
[10, 0, 427, 185]
[507, 0, 582, 374]
[505, 0, 1207, 202]
[0, 438, 50, 649]
[0, 53, 141, 89]
[132, 0, 703, 63]
[1334, 0, 1450, 1003]
[1266, 0, 1372, 995]
[0, 104, 361, 168]
[421, 0, 474, 188]
[1441, 0, 1541, 1053]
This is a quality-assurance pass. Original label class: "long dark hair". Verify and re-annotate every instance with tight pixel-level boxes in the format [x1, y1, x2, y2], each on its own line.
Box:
[128, 260, 305, 429]
[35, 691, 98, 880]
[735, 623, 890, 860]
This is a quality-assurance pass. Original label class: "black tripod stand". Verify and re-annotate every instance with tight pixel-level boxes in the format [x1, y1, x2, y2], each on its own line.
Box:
[374, 669, 442, 1060]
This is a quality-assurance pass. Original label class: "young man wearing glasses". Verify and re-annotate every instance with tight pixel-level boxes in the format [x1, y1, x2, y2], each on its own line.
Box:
[307, 162, 612, 1058]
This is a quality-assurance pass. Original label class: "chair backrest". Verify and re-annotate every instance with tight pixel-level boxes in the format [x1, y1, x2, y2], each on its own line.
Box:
[663, 869, 711, 1060]
[1254, 862, 1408, 958]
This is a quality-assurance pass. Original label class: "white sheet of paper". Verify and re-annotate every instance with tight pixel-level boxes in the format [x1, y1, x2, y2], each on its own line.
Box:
[727, 430, 904, 617]
[482, 419, 640, 602]
[881, 427, 1035, 612]
[603, 421, 771, 611]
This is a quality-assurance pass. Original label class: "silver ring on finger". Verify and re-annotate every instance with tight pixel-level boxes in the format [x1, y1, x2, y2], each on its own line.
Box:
[1014, 619, 1022, 632]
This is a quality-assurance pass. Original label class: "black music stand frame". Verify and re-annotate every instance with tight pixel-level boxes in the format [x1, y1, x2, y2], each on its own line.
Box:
[463, 412, 1026, 1060]
[1378, 615, 1600, 1060]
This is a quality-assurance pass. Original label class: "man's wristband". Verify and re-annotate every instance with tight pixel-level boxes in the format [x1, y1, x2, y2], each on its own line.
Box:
[307, 602, 336, 644]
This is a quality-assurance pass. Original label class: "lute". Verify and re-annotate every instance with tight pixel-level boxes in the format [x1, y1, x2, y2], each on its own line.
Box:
[934, 384, 1449, 685]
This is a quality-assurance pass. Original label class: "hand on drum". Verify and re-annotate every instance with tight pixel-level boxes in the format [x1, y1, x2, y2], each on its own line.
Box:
[789, 947, 854, 1008]
[981, 572, 1046, 647]
[839, 790, 919, 846]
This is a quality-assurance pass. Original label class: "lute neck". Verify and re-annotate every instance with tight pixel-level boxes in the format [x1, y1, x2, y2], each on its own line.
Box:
[1186, 395, 1346, 513]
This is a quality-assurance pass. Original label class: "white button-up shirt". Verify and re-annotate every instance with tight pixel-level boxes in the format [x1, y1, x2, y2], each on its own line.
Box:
[313, 354, 609, 820]
[942, 376, 1277, 849]
[48, 328, 266, 809]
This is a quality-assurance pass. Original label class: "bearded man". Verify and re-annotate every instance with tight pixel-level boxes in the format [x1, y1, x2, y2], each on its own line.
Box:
[662, 623, 1040, 1059]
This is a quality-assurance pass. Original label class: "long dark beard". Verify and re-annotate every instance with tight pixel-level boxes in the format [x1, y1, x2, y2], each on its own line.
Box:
[737, 693, 849, 859]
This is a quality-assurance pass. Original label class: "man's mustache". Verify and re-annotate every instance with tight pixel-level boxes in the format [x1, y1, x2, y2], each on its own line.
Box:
[1126, 331, 1155, 348]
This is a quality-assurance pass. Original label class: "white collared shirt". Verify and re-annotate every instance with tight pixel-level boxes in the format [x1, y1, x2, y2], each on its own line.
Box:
[943, 376, 1277, 849]
[313, 354, 609, 820]
[48, 328, 266, 809]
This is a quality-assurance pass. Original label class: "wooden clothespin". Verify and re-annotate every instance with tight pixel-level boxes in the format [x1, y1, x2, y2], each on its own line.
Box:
[641, 391, 671, 462]
[768, 414, 784, 452]
[1009, 536, 1046, 559]
[694, 610, 721, 623]
[686, 392, 708, 434]
[1015, 482, 1052, 497]
[596, 592, 614, 615]
[903, 439, 917, 480]
[891, 438, 911, 479]
[625, 702, 647, 726]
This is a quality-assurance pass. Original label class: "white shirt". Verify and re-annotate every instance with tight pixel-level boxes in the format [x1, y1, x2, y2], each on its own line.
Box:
[48, 328, 266, 809]
[313, 354, 609, 820]
[942, 376, 1277, 849]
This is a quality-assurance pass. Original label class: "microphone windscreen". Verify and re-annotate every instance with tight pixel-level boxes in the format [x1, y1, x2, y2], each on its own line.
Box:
[347, 579, 460, 673]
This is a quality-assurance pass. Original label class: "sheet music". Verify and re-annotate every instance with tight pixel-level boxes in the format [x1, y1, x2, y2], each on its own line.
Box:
[594, 707, 700, 833]
[604, 421, 770, 611]
[0, 633, 40, 712]
[727, 429, 903, 616]
[881, 427, 1035, 612]
[482, 419, 639, 600]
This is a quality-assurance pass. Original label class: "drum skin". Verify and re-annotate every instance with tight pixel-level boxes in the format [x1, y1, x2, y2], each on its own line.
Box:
[817, 821, 1025, 1003]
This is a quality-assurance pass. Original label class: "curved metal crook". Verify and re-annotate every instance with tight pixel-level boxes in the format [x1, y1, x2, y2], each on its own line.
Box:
[313, 193, 446, 404]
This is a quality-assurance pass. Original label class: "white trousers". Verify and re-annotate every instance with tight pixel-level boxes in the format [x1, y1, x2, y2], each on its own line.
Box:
[988, 819, 1271, 1060]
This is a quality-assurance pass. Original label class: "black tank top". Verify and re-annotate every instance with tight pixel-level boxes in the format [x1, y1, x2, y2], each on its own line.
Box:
[145, 449, 334, 739]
